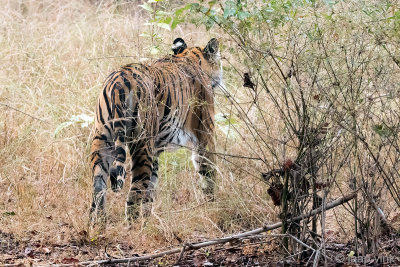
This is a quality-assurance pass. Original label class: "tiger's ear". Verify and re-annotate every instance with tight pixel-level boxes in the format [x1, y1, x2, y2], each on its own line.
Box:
[204, 38, 219, 60]
[172, 38, 187, 55]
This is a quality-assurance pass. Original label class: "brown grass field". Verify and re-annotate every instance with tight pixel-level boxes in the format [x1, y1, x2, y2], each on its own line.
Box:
[1, 0, 400, 266]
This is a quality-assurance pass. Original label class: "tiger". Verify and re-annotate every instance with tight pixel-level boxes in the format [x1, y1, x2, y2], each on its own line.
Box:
[90, 38, 223, 220]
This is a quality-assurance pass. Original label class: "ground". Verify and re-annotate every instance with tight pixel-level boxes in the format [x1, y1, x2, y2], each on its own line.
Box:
[2, 229, 400, 266]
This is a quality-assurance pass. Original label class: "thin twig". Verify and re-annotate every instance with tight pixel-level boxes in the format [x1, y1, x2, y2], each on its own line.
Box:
[87, 55, 137, 61]
[0, 102, 47, 123]
[176, 243, 193, 265]
[313, 249, 321, 267]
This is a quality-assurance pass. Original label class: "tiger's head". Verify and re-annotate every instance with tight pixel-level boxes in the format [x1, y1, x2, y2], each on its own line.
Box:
[172, 38, 224, 90]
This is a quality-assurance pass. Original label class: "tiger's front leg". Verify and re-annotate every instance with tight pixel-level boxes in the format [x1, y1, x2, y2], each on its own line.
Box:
[193, 132, 216, 197]
[126, 142, 156, 220]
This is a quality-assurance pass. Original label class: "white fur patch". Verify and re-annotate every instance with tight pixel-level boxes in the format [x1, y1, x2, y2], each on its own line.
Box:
[172, 41, 184, 50]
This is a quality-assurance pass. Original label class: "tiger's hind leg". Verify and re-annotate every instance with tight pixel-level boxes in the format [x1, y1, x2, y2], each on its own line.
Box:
[90, 133, 114, 222]
[109, 127, 127, 192]
[90, 126, 128, 222]
[125, 141, 156, 220]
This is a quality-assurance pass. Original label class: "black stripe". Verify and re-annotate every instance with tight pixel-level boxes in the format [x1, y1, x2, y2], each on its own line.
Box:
[111, 87, 116, 118]
[134, 157, 153, 168]
[159, 91, 171, 130]
[104, 124, 112, 136]
[142, 182, 149, 189]
[152, 160, 159, 174]
[136, 81, 144, 99]
[192, 50, 202, 65]
[121, 73, 131, 94]
[115, 105, 124, 118]
[115, 153, 126, 163]
[115, 134, 125, 144]
[130, 103, 138, 131]
[90, 150, 99, 161]
[132, 173, 150, 182]
[103, 88, 112, 119]
[104, 71, 117, 85]
[92, 159, 106, 172]
[93, 134, 108, 141]
[118, 87, 126, 109]
[113, 120, 124, 129]
[98, 104, 105, 126]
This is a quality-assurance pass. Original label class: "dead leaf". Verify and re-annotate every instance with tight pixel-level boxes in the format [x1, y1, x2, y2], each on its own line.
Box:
[29, 230, 38, 235]
[24, 247, 34, 257]
[172, 189, 190, 205]
[78, 230, 88, 237]
[61, 257, 79, 264]
[243, 73, 255, 89]
[42, 247, 51, 254]
[283, 159, 294, 170]
[267, 182, 283, 206]
[242, 245, 255, 256]
[193, 254, 207, 267]
[225, 253, 239, 262]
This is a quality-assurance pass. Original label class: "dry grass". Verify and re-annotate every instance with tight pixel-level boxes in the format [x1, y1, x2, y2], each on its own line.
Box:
[0, 0, 276, 255]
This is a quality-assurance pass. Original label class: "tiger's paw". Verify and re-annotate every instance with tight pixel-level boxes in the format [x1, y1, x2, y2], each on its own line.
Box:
[89, 207, 107, 233]
[125, 202, 140, 221]
[110, 165, 125, 192]
[199, 175, 215, 198]
[125, 201, 152, 221]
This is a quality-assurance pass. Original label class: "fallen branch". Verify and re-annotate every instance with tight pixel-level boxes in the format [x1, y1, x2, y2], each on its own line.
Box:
[57, 192, 355, 266]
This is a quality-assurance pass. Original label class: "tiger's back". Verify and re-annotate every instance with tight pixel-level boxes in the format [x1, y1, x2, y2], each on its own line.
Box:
[90, 38, 222, 220]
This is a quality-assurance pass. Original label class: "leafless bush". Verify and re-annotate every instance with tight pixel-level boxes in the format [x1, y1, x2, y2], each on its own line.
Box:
[192, 0, 400, 262]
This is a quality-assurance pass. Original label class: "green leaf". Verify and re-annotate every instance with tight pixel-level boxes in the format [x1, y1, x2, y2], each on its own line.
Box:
[156, 22, 171, 31]
[155, 10, 170, 16]
[215, 113, 238, 139]
[150, 46, 160, 55]
[224, 1, 237, 19]
[323, 0, 337, 6]
[190, 3, 200, 12]
[215, 113, 238, 125]
[175, 4, 191, 16]
[139, 3, 154, 12]
[205, 17, 216, 30]
[238, 11, 251, 20]
[156, 16, 172, 25]
[373, 124, 394, 138]
[139, 32, 152, 38]
[171, 18, 182, 30]
[208, 0, 217, 7]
